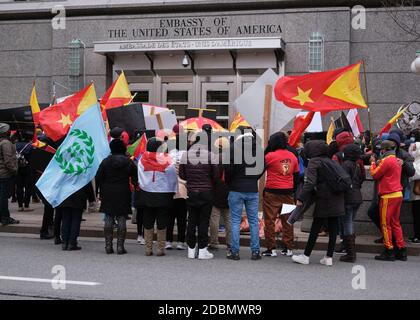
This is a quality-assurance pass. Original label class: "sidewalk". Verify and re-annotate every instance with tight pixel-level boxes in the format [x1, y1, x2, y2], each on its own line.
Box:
[2, 201, 420, 256]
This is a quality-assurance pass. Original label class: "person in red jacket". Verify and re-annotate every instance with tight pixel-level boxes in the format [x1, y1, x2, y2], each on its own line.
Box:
[370, 139, 407, 261]
[262, 132, 299, 257]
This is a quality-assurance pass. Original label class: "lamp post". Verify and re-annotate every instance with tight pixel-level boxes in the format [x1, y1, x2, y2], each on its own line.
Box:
[411, 50, 420, 74]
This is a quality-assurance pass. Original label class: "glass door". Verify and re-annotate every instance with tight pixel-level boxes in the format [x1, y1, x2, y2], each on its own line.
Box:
[201, 83, 233, 129]
[129, 83, 153, 104]
[162, 83, 193, 120]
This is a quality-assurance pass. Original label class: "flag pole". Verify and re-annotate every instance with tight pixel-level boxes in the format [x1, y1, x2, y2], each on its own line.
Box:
[127, 92, 138, 105]
[362, 60, 373, 148]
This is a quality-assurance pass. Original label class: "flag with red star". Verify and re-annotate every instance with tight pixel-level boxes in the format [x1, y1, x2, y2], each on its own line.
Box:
[39, 84, 98, 141]
[274, 62, 367, 114]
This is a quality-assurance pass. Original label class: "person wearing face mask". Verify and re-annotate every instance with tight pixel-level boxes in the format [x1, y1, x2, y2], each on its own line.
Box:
[370, 138, 407, 262]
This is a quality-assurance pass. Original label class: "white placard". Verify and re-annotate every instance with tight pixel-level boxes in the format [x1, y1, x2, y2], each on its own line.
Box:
[280, 204, 297, 215]
[145, 109, 177, 131]
[234, 69, 301, 137]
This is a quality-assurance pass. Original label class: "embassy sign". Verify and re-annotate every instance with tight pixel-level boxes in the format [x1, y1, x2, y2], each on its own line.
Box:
[94, 37, 284, 54]
[106, 16, 282, 39]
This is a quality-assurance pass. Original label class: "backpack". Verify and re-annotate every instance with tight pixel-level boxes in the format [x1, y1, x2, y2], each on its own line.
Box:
[319, 158, 353, 193]
[17, 143, 30, 168]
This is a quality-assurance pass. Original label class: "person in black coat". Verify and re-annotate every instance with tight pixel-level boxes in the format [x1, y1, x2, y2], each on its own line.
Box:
[339, 144, 365, 263]
[292, 140, 345, 266]
[96, 139, 138, 255]
[58, 183, 92, 251]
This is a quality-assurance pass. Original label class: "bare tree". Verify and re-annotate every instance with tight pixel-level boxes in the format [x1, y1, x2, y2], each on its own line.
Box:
[381, 0, 420, 41]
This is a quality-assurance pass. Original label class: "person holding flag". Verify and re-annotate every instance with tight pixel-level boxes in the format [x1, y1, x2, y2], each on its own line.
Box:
[36, 100, 111, 250]
[370, 137, 407, 262]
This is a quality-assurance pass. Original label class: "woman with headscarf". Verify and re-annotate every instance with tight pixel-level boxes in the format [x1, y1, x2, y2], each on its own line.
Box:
[137, 138, 178, 256]
[96, 139, 138, 255]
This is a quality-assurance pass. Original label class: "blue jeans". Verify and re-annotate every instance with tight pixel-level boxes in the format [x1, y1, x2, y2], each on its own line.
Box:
[342, 204, 360, 236]
[228, 191, 260, 254]
[0, 178, 11, 221]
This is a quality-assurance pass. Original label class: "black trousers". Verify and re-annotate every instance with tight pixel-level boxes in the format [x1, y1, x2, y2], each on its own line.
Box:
[136, 207, 144, 236]
[413, 200, 420, 239]
[166, 198, 187, 243]
[60, 208, 82, 245]
[143, 207, 169, 230]
[304, 216, 339, 258]
[40, 201, 54, 236]
[16, 169, 32, 208]
[54, 208, 63, 238]
[186, 191, 213, 250]
[367, 196, 381, 231]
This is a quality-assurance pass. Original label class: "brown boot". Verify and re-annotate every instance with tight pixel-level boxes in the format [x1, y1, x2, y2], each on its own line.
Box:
[156, 228, 167, 257]
[144, 228, 154, 256]
[340, 234, 356, 263]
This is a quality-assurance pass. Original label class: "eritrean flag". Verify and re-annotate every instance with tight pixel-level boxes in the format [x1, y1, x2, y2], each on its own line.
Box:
[127, 133, 147, 159]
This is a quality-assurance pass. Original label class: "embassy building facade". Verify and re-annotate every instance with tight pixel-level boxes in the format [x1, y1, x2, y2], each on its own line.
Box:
[0, 0, 419, 130]
[0, 0, 419, 235]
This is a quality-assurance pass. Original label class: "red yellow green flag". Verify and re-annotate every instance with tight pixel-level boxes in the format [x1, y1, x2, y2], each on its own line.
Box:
[379, 105, 408, 136]
[100, 71, 132, 110]
[230, 112, 251, 132]
[275, 62, 367, 113]
[39, 83, 98, 141]
[30, 84, 41, 126]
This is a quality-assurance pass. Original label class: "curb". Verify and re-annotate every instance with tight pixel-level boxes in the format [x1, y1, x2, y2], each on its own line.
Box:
[2, 225, 420, 256]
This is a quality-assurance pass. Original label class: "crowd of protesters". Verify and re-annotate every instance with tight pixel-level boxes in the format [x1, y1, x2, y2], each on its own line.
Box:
[1, 120, 419, 265]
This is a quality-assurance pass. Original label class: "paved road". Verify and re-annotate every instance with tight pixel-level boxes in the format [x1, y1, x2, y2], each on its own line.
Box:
[0, 234, 419, 300]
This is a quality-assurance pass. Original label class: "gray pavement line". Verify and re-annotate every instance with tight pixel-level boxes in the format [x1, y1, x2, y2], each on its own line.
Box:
[0, 276, 101, 286]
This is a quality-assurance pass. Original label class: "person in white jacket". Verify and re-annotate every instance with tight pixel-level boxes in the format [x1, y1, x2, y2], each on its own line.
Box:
[408, 131, 420, 244]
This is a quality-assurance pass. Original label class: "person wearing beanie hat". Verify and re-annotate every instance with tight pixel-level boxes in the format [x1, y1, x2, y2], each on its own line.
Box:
[339, 144, 365, 263]
[389, 128, 406, 145]
[387, 131, 415, 204]
[336, 131, 354, 151]
[387, 132, 401, 147]
[96, 139, 138, 255]
[0, 123, 19, 225]
[370, 138, 407, 261]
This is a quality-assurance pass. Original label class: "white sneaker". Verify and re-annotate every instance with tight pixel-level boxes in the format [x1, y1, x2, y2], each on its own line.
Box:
[292, 254, 310, 265]
[281, 249, 293, 257]
[177, 242, 187, 250]
[188, 245, 197, 259]
[137, 235, 145, 245]
[320, 256, 333, 266]
[198, 247, 214, 260]
[165, 241, 173, 250]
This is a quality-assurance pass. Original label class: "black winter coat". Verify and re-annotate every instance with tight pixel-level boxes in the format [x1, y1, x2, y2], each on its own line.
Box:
[297, 140, 345, 218]
[224, 134, 264, 193]
[179, 146, 219, 193]
[58, 183, 92, 210]
[96, 154, 138, 216]
[342, 160, 363, 205]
